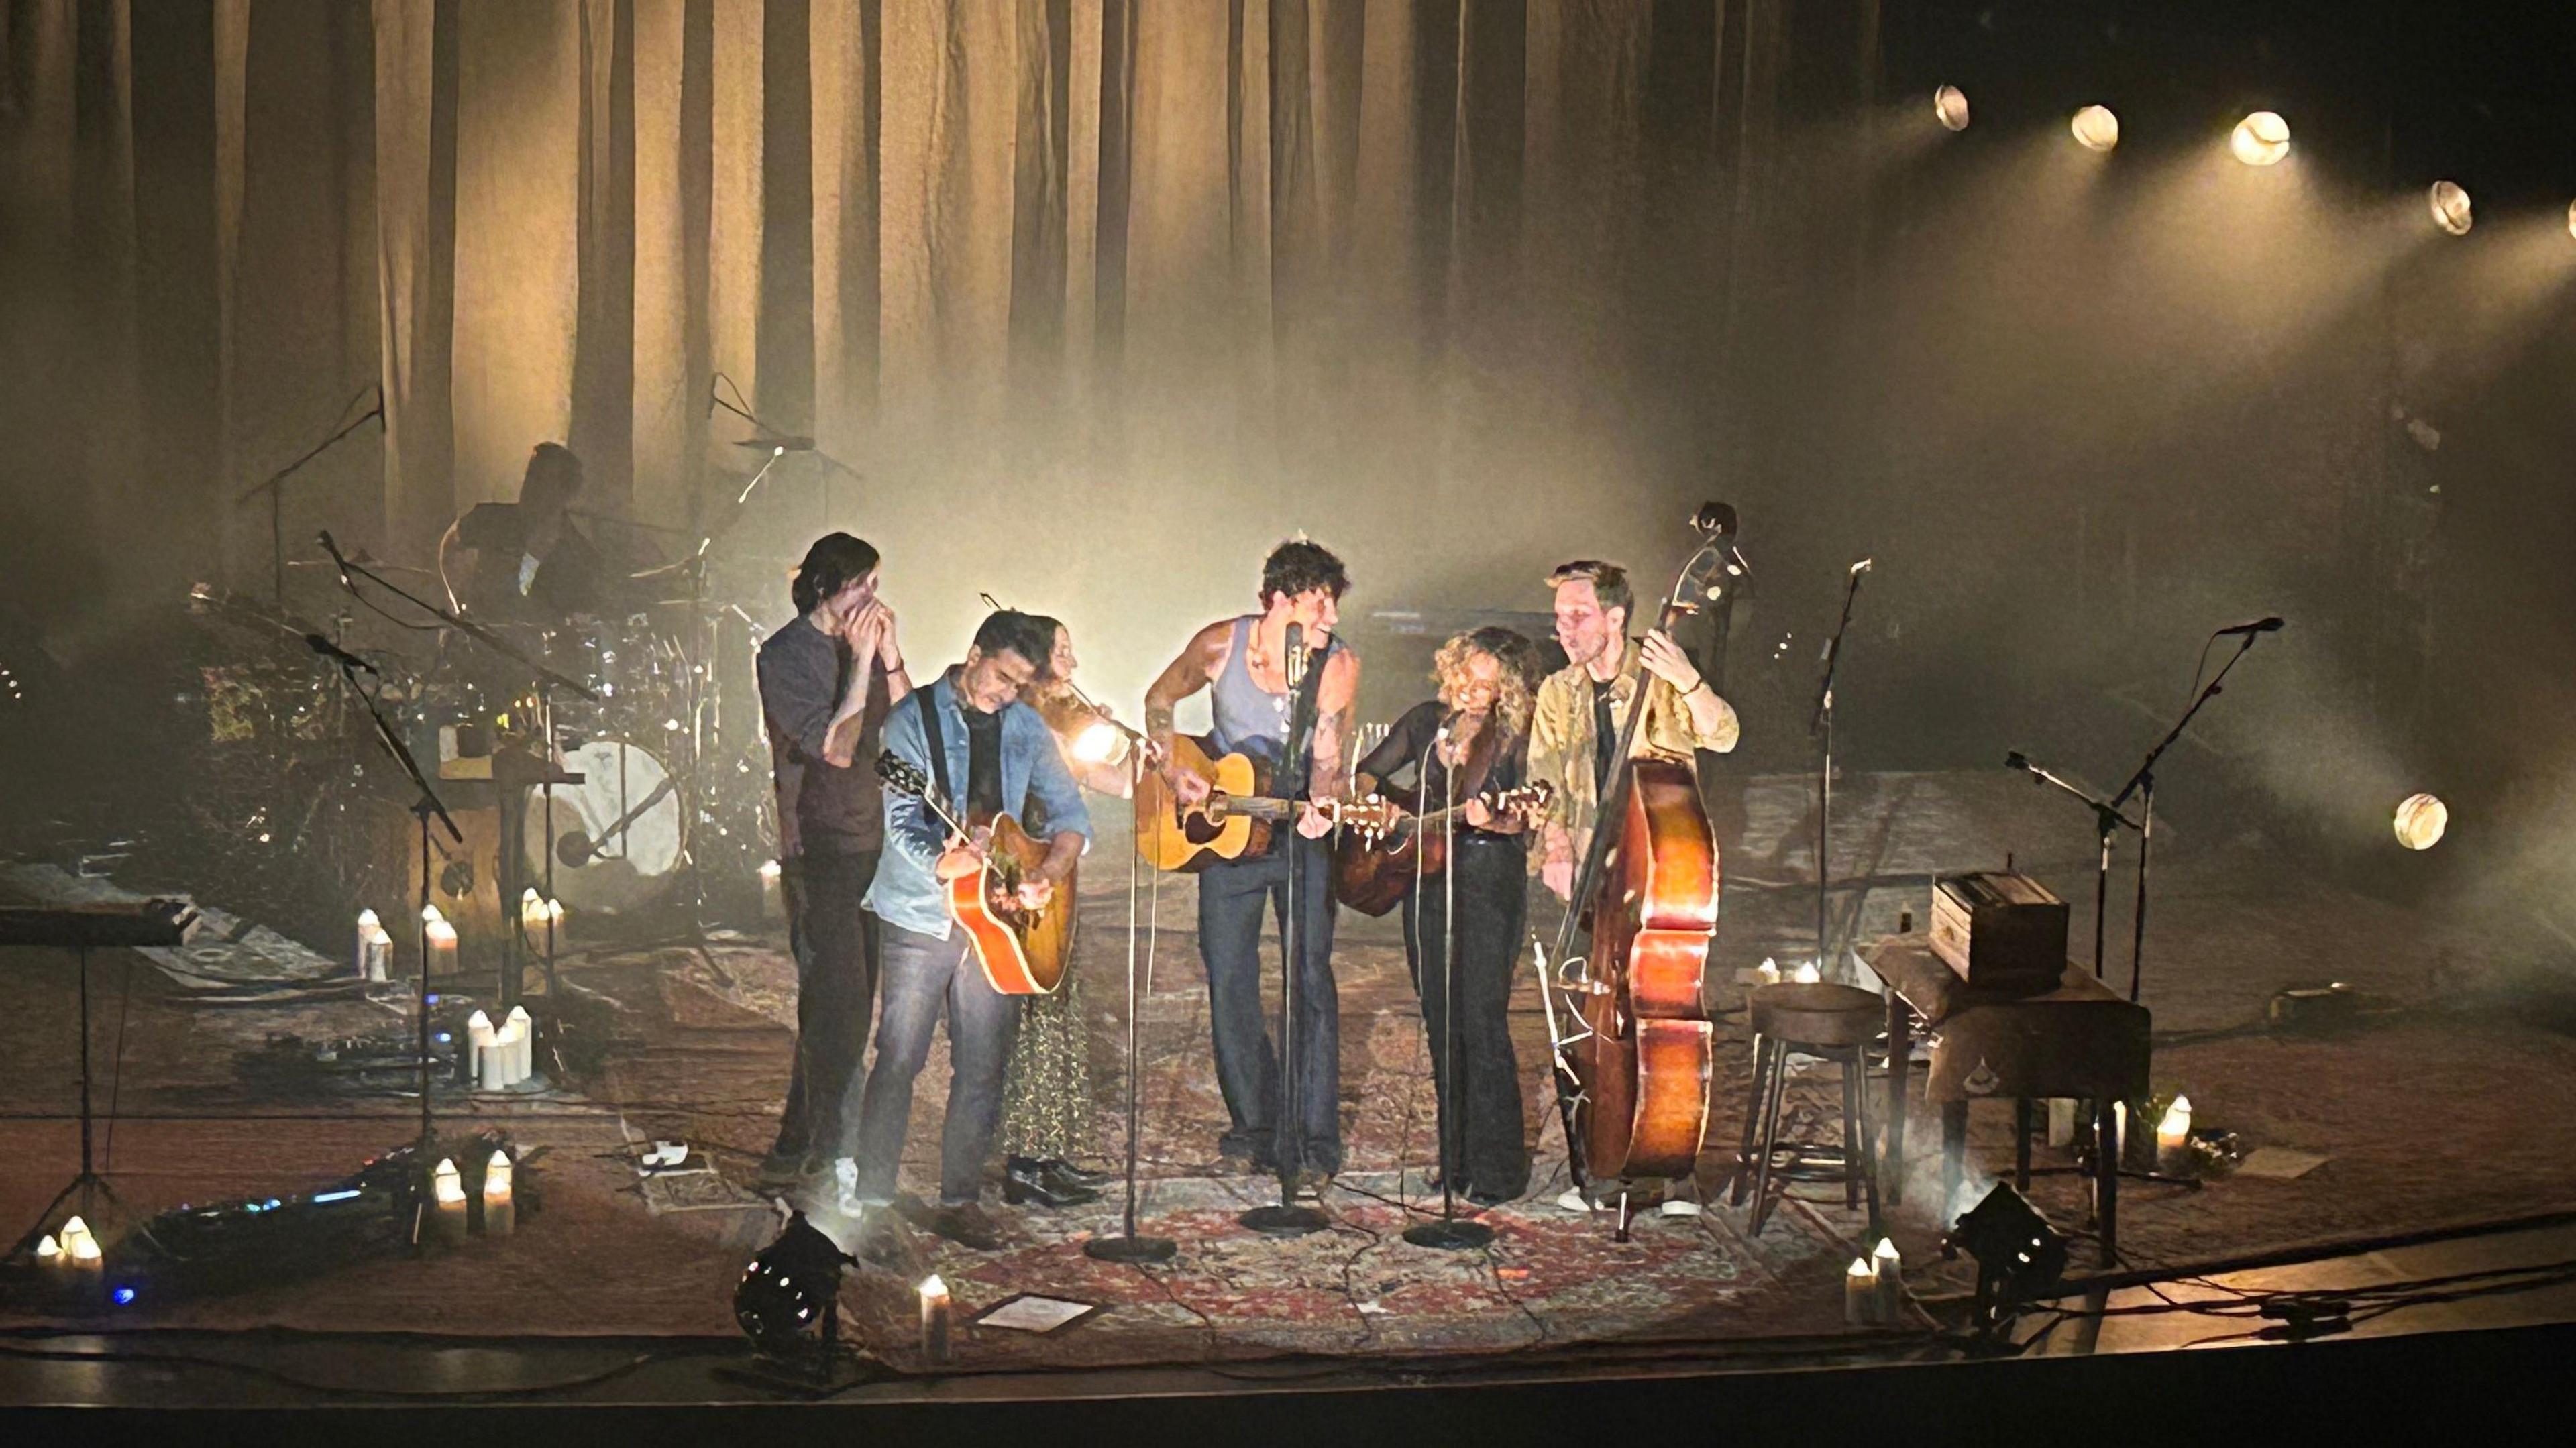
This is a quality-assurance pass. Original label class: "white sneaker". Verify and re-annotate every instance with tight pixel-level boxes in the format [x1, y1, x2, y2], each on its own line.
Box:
[833, 1157, 863, 1217]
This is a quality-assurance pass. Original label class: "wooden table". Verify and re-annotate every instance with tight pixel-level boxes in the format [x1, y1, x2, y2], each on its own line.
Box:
[1867, 935, 2151, 1260]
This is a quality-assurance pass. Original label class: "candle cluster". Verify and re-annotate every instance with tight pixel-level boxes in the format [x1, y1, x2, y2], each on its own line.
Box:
[1844, 1237, 1906, 1325]
[425, 1152, 518, 1243]
[468, 1006, 537, 1090]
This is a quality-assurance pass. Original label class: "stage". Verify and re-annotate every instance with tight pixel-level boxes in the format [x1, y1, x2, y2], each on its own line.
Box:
[6, 769, 2575, 1390]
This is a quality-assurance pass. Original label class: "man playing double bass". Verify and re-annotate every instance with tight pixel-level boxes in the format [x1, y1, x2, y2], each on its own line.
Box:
[1529, 559, 1741, 903]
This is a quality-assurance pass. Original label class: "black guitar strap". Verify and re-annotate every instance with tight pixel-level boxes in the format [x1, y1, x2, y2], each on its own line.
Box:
[916, 671, 957, 814]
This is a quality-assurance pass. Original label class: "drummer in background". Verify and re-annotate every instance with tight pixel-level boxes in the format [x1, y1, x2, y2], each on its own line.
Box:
[441, 442, 612, 624]
[755, 533, 910, 1193]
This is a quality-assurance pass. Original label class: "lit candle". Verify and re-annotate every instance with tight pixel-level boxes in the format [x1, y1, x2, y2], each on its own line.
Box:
[1793, 960, 1822, 985]
[425, 916, 458, 979]
[545, 897, 564, 952]
[1757, 957, 1782, 986]
[2156, 1095, 2194, 1174]
[919, 1274, 953, 1362]
[356, 909, 382, 976]
[468, 1010, 501, 1091]
[505, 1005, 534, 1082]
[758, 860, 784, 920]
[1844, 1256, 1876, 1326]
[1872, 1237, 1904, 1323]
[519, 888, 547, 942]
[35, 1233, 62, 1266]
[429, 1158, 468, 1243]
[364, 920, 393, 983]
[482, 1149, 515, 1237]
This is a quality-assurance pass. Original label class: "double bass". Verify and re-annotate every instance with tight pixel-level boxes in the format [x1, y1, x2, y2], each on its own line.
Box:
[1540, 504, 1743, 1190]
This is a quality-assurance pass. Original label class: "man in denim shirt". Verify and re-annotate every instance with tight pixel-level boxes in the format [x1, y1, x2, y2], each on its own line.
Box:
[845, 610, 1089, 1251]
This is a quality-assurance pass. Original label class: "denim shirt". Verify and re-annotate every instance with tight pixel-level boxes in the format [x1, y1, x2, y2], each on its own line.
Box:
[863, 670, 1093, 940]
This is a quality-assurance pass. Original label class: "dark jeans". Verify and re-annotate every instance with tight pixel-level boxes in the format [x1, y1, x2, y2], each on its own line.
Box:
[1197, 834, 1340, 1174]
[769, 848, 881, 1163]
[1401, 836, 1531, 1198]
[849, 919, 1020, 1205]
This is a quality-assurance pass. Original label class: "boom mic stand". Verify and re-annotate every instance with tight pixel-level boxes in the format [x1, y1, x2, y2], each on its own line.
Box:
[1405, 724, 1493, 1251]
[1085, 718, 1178, 1265]
[2001, 752, 2139, 979]
[1811, 559, 1872, 976]
[238, 388, 382, 616]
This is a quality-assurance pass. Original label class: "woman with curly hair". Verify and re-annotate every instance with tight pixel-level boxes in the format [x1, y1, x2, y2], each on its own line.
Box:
[1354, 625, 1543, 1205]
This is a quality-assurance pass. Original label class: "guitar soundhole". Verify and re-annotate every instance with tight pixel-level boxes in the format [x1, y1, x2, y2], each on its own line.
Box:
[1181, 809, 1226, 846]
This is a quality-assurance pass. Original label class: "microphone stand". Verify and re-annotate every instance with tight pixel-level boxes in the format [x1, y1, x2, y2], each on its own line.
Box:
[322, 539, 597, 1006]
[2108, 628, 2268, 1004]
[1084, 716, 1178, 1265]
[1242, 628, 1330, 1239]
[1810, 562, 1870, 976]
[2002, 753, 2139, 979]
[237, 392, 382, 616]
[317, 648, 462, 1158]
[1406, 723, 1493, 1251]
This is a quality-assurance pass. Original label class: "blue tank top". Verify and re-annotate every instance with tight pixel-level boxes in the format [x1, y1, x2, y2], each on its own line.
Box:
[1210, 615, 1291, 764]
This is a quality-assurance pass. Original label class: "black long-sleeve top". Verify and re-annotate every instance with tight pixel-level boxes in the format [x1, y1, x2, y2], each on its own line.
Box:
[1357, 701, 1529, 842]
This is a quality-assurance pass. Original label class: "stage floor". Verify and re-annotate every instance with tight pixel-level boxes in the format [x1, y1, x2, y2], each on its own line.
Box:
[5, 770, 2575, 1380]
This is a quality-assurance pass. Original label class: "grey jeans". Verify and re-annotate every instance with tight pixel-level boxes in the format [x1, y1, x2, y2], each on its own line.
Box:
[847, 917, 1020, 1205]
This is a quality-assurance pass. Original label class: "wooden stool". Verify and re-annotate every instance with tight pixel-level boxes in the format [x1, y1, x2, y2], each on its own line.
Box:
[1729, 983, 1883, 1238]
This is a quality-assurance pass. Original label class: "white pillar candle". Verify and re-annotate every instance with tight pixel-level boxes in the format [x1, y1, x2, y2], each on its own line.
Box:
[544, 897, 564, 956]
[482, 1150, 515, 1237]
[758, 860, 784, 920]
[505, 1005, 534, 1082]
[2112, 1101, 2127, 1165]
[1872, 1237, 1904, 1323]
[1844, 1256, 1876, 1325]
[519, 888, 547, 945]
[1793, 960, 1822, 985]
[468, 1011, 502, 1091]
[2156, 1095, 2194, 1174]
[1756, 958, 1782, 986]
[919, 1274, 953, 1362]
[35, 1233, 62, 1264]
[2047, 1098, 2076, 1148]
[425, 917, 458, 979]
[429, 1158, 468, 1243]
[356, 909, 382, 976]
[364, 922, 393, 983]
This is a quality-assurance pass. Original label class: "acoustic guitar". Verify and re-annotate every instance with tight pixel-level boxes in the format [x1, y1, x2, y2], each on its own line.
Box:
[1133, 735, 1397, 873]
[1332, 781, 1554, 917]
[873, 753, 1073, 995]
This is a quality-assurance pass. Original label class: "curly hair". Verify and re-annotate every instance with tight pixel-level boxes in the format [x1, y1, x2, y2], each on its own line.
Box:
[1432, 626, 1534, 733]
[1259, 539, 1350, 607]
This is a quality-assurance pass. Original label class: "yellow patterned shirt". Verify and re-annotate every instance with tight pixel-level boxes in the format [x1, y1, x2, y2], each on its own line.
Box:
[1526, 639, 1739, 867]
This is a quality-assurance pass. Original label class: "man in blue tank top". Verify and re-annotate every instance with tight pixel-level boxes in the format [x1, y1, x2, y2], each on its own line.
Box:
[1143, 541, 1362, 1190]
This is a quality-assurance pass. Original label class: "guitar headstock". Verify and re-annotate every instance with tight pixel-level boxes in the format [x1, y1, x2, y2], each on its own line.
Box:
[874, 750, 931, 799]
[1497, 781, 1556, 814]
[1328, 797, 1402, 834]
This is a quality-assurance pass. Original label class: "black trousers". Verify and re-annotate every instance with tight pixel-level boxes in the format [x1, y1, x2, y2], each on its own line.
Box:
[769, 847, 881, 1163]
[1400, 836, 1530, 1198]
[1196, 833, 1341, 1174]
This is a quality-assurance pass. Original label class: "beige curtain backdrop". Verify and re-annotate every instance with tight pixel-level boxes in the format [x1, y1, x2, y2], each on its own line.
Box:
[2, 0, 1832, 697]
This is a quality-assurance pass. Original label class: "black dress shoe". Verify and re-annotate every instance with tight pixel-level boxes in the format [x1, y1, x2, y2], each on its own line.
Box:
[928, 1201, 1005, 1251]
[1004, 1159, 1102, 1208]
[1040, 1158, 1113, 1191]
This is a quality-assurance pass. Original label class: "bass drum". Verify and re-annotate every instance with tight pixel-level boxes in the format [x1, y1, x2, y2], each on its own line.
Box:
[525, 739, 686, 915]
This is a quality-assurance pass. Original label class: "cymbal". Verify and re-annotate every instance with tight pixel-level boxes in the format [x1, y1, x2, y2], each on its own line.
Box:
[628, 556, 706, 581]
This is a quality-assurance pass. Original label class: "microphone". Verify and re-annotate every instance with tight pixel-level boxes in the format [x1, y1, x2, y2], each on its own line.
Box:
[1284, 622, 1307, 689]
[2004, 750, 2029, 771]
[303, 632, 377, 677]
[2215, 616, 2285, 636]
[316, 531, 352, 588]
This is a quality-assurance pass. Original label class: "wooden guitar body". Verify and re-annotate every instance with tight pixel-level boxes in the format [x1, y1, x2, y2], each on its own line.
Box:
[1133, 735, 1275, 872]
[943, 813, 1075, 995]
[1332, 785, 1430, 917]
[1572, 756, 1719, 1183]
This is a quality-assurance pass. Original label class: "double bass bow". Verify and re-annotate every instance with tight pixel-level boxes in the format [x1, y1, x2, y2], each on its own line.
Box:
[1539, 504, 1738, 1196]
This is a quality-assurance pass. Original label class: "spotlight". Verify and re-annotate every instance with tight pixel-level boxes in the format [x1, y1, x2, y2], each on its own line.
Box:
[735, 1213, 853, 1357]
[2231, 111, 2290, 166]
[1946, 1182, 2068, 1333]
[1933, 85, 1970, 133]
[2393, 792, 2448, 850]
[2428, 180, 2473, 237]
[2070, 105, 2119, 152]
[1071, 719, 1128, 766]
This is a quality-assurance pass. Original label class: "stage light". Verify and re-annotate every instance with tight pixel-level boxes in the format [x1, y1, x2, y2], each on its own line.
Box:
[735, 1213, 853, 1355]
[2231, 111, 2290, 166]
[2428, 181, 2473, 236]
[2070, 105, 2119, 152]
[2394, 792, 2447, 850]
[111, 1286, 136, 1306]
[1933, 85, 1970, 133]
[1946, 1182, 2068, 1332]
[1072, 719, 1128, 766]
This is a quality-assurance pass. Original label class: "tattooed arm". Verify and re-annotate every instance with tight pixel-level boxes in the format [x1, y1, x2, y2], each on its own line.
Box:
[1141, 620, 1232, 806]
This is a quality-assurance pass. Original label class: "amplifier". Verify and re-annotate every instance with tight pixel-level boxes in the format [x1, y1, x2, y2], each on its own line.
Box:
[1929, 871, 2067, 991]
